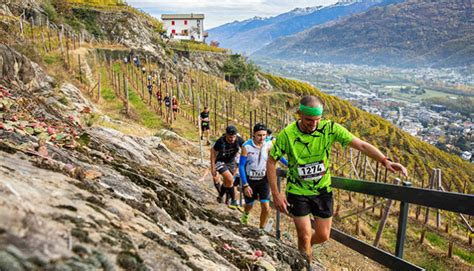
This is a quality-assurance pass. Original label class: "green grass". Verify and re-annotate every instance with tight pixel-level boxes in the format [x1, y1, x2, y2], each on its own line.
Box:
[420, 258, 446, 271]
[99, 67, 123, 113]
[128, 89, 163, 129]
[453, 247, 474, 264]
[370, 221, 380, 234]
[425, 231, 474, 265]
[101, 86, 117, 101]
[44, 53, 62, 65]
[113, 63, 121, 73]
[422, 89, 454, 99]
[170, 40, 228, 54]
[425, 232, 445, 247]
[386, 88, 462, 103]
[100, 68, 119, 101]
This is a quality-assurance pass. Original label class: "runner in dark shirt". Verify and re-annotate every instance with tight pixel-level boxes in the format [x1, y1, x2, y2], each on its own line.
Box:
[211, 125, 244, 206]
[200, 107, 211, 145]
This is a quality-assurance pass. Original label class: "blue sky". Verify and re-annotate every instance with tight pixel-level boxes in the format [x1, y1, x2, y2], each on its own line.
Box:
[127, 0, 338, 29]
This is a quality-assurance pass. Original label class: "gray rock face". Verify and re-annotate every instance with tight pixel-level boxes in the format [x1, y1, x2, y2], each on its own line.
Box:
[60, 83, 97, 116]
[88, 127, 157, 166]
[0, 4, 14, 17]
[0, 43, 36, 87]
[0, 76, 310, 271]
[92, 10, 164, 56]
[0, 5, 319, 270]
[0, 130, 311, 270]
[0, 76, 312, 268]
[0, 44, 55, 93]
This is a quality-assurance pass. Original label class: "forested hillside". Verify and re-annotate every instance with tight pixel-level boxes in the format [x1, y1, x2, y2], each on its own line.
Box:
[256, 1, 474, 67]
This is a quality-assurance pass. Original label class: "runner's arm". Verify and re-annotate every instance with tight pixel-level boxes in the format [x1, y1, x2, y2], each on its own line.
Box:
[267, 156, 278, 195]
[239, 147, 248, 186]
[267, 156, 288, 214]
[349, 137, 407, 176]
[267, 141, 288, 166]
[279, 157, 288, 166]
[210, 148, 217, 176]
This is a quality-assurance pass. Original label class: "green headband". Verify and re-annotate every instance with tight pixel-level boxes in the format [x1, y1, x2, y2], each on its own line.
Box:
[299, 104, 323, 116]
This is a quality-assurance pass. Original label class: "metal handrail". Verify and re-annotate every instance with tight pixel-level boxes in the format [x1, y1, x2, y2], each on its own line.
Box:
[274, 169, 474, 271]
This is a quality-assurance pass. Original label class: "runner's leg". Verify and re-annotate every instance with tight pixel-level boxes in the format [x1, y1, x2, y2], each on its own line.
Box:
[293, 215, 313, 262]
[219, 170, 234, 200]
[259, 201, 270, 229]
[311, 217, 332, 245]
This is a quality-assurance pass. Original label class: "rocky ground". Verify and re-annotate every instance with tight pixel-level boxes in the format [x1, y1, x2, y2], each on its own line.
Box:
[0, 43, 320, 270]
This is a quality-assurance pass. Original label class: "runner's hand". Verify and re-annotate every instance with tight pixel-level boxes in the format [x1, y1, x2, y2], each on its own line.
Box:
[386, 161, 408, 176]
[244, 186, 253, 197]
[211, 168, 217, 177]
[273, 193, 288, 215]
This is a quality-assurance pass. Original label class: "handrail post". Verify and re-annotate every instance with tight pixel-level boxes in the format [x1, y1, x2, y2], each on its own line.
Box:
[275, 168, 285, 240]
[239, 175, 243, 207]
[276, 173, 281, 240]
[395, 181, 411, 258]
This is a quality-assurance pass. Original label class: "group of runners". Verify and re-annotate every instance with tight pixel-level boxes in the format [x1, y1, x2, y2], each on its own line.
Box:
[125, 52, 409, 266]
[146, 75, 180, 119]
[125, 54, 180, 119]
[206, 95, 408, 265]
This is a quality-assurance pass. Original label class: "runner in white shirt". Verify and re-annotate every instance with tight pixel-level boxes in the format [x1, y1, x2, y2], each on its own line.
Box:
[239, 123, 287, 232]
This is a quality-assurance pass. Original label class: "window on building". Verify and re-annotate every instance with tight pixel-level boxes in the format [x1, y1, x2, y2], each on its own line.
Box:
[171, 21, 175, 25]
[171, 29, 176, 34]
[184, 20, 188, 25]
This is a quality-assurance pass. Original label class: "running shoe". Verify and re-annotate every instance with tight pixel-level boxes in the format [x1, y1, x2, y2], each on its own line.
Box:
[240, 212, 250, 225]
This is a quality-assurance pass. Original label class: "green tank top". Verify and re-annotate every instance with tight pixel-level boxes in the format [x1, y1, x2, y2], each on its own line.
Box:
[270, 120, 354, 196]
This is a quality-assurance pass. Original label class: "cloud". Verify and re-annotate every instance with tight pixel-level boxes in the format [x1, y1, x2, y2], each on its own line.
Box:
[127, 0, 337, 28]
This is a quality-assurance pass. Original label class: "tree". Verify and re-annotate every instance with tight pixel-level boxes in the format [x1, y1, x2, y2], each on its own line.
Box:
[222, 54, 259, 91]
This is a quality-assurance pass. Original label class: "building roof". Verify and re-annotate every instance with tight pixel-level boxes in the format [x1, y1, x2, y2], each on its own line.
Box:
[161, 14, 205, 20]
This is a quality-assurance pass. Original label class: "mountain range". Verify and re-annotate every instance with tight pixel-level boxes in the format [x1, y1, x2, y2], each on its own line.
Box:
[208, 0, 403, 55]
[254, 0, 474, 67]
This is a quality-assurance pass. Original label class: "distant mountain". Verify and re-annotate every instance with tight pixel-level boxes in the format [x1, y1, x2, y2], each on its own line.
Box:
[208, 0, 402, 54]
[254, 0, 474, 68]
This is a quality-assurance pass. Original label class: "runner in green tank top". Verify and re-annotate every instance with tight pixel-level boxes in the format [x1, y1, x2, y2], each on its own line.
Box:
[270, 119, 354, 196]
[267, 95, 408, 266]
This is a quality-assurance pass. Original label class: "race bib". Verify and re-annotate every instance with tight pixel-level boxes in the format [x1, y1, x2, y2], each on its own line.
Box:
[248, 170, 265, 180]
[297, 161, 326, 181]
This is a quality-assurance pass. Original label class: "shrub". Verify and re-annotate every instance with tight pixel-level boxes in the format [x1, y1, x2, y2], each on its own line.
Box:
[42, 1, 58, 22]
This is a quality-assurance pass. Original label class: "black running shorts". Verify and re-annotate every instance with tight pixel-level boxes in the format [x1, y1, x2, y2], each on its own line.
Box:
[201, 122, 210, 131]
[286, 191, 333, 218]
[244, 177, 270, 204]
[216, 161, 236, 174]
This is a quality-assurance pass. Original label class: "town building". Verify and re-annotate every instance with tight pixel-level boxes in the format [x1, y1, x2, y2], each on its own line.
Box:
[430, 104, 447, 113]
[161, 14, 206, 42]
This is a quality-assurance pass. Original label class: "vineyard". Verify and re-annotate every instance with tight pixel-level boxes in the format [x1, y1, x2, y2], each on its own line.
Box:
[66, 0, 125, 6]
[1, 2, 473, 269]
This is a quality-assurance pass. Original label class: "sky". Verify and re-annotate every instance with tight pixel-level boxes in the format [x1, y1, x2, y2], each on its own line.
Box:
[126, 0, 339, 29]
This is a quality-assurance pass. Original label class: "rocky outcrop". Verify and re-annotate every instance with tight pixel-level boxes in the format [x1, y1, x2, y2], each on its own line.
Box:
[0, 44, 50, 90]
[0, 98, 312, 270]
[0, 37, 316, 271]
[59, 83, 96, 115]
